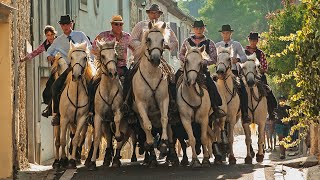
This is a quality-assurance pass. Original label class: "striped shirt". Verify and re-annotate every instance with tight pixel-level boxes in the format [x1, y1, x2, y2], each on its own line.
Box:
[129, 20, 178, 52]
[91, 30, 131, 67]
[216, 40, 247, 71]
[47, 30, 92, 64]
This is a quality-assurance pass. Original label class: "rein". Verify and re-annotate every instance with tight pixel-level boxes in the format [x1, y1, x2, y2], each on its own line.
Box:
[99, 47, 118, 76]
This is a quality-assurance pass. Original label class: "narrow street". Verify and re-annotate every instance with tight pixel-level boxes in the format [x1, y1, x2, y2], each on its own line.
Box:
[17, 135, 308, 180]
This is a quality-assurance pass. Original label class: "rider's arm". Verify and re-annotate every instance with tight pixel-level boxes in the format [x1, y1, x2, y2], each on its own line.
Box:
[46, 38, 58, 61]
[168, 29, 179, 52]
[206, 40, 217, 65]
[234, 42, 247, 63]
[179, 39, 188, 64]
[129, 22, 144, 51]
[21, 43, 46, 62]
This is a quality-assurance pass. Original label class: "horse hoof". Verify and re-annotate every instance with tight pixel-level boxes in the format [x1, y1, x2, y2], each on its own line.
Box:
[52, 159, 60, 169]
[84, 158, 91, 167]
[68, 159, 77, 169]
[76, 158, 82, 166]
[180, 158, 189, 166]
[112, 158, 121, 168]
[159, 140, 169, 154]
[115, 132, 124, 142]
[191, 158, 201, 168]
[256, 154, 264, 163]
[214, 159, 222, 165]
[202, 157, 211, 167]
[131, 157, 137, 162]
[245, 156, 252, 164]
[103, 159, 111, 167]
[228, 155, 237, 165]
[148, 159, 158, 168]
[88, 161, 97, 171]
[60, 157, 69, 168]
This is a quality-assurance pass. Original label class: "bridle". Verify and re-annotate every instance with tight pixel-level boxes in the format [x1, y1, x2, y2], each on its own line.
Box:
[99, 47, 118, 76]
[183, 50, 202, 86]
[242, 59, 259, 85]
[216, 51, 232, 77]
[70, 49, 88, 76]
[145, 30, 165, 62]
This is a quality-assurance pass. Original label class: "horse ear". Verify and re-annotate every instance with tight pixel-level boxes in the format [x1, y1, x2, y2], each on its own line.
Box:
[200, 45, 206, 53]
[148, 21, 153, 29]
[161, 22, 166, 29]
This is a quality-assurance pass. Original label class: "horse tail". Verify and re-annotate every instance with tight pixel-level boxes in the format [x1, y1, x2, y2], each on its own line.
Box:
[250, 123, 257, 136]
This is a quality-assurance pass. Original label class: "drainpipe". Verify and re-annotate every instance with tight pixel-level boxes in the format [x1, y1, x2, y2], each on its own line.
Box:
[12, 0, 19, 171]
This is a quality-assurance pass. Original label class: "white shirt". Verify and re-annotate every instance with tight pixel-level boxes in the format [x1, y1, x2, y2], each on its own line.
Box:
[216, 40, 247, 70]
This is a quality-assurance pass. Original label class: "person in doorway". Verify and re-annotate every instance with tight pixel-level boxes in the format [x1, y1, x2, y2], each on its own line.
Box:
[274, 95, 291, 159]
[46, 14, 92, 126]
[215, 24, 251, 123]
[20, 25, 58, 118]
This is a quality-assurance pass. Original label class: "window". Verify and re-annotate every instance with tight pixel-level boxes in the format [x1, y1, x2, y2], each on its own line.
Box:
[80, 0, 88, 12]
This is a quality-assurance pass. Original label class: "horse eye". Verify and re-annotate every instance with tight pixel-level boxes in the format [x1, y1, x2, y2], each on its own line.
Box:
[101, 55, 105, 59]
[84, 57, 87, 61]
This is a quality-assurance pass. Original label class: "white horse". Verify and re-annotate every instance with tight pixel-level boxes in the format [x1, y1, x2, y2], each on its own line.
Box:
[51, 53, 68, 169]
[176, 43, 211, 168]
[132, 21, 170, 167]
[88, 39, 129, 170]
[240, 53, 268, 163]
[215, 46, 241, 164]
[59, 42, 95, 169]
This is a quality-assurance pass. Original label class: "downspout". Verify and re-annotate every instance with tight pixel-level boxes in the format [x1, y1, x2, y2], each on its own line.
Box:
[12, 0, 19, 172]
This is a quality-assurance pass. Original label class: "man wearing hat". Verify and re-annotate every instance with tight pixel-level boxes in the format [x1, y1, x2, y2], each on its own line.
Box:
[47, 14, 92, 126]
[273, 95, 290, 159]
[216, 24, 251, 123]
[89, 15, 132, 116]
[245, 32, 278, 120]
[129, 3, 178, 52]
[178, 20, 226, 119]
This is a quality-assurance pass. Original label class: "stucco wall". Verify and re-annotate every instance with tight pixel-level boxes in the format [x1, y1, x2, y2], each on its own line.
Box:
[0, 20, 13, 180]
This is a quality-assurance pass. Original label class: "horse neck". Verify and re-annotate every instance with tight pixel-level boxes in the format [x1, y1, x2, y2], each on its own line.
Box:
[67, 75, 88, 97]
[140, 54, 162, 79]
[100, 74, 120, 93]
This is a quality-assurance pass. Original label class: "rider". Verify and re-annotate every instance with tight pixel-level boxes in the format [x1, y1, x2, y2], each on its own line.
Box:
[20, 25, 57, 118]
[215, 24, 251, 123]
[90, 15, 132, 116]
[245, 32, 278, 119]
[125, 3, 179, 108]
[177, 20, 226, 119]
[47, 15, 92, 126]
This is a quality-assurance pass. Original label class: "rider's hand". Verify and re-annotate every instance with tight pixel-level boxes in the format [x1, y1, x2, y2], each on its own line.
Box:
[232, 57, 239, 64]
[47, 56, 55, 63]
[20, 57, 29, 62]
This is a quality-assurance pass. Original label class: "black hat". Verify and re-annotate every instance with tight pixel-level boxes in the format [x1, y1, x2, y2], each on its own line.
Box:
[146, 4, 163, 14]
[58, 15, 73, 24]
[248, 32, 260, 40]
[219, 24, 234, 32]
[192, 20, 206, 28]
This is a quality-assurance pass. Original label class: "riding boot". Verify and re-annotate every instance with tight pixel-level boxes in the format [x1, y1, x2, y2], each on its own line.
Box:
[51, 67, 71, 126]
[266, 90, 278, 120]
[42, 100, 52, 118]
[239, 79, 251, 124]
[168, 82, 178, 113]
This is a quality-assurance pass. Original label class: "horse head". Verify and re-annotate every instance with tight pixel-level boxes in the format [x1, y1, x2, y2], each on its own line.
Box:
[143, 21, 169, 67]
[96, 39, 118, 79]
[240, 53, 261, 87]
[184, 41, 206, 86]
[216, 46, 232, 78]
[68, 41, 89, 81]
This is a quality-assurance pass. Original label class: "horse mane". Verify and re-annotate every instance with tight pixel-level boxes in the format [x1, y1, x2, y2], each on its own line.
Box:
[135, 21, 170, 60]
[51, 52, 62, 74]
[217, 46, 231, 55]
[185, 44, 208, 62]
[65, 42, 96, 84]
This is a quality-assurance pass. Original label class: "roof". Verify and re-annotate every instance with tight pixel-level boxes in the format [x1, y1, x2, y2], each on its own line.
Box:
[157, 0, 195, 24]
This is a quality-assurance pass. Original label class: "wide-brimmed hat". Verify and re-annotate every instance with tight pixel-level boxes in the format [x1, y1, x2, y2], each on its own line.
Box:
[218, 24, 234, 32]
[146, 4, 163, 14]
[110, 15, 124, 23]
[58, 15, 73, 24]
[248, 32, 260, 40]
[192, 20, 206, 28]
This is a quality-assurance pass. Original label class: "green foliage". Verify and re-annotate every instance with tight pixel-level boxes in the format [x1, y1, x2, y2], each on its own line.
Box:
[198, 0, 282, 43]
[177, 0, 206, 18]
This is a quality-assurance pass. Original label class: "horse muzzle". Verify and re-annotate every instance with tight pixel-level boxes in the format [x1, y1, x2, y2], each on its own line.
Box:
[247, 79, 255, 87]
[72, 74, 82, 82]
[108, 70, 118, 79]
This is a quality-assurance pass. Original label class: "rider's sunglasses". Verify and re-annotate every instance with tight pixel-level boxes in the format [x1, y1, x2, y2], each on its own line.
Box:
[113, 23, 123, 26]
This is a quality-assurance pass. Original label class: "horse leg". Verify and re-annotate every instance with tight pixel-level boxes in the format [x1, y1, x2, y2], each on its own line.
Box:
[136, 103, 153, 146]
[200, 119, 210, 167]
[130, 131, 138, 162]
[88, 115, 102, 170]
[114, 110, 124, 142]
[256, 122, 266, 162]
[69, 116, 86, 169]
[181, 118, 200, 168]
[59, 119, 69, 168]
[103, 123, 113, 167]
[77, 124, 87, 164]
[242, 122, 252, 164]
[53, 126, 61, 169]
[159, 99, 169, 154]
[179, 138, 189, 166]
[166, 125, 179, 166]
[212, 120, 223, 164]
[228, 122, 237, 165]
